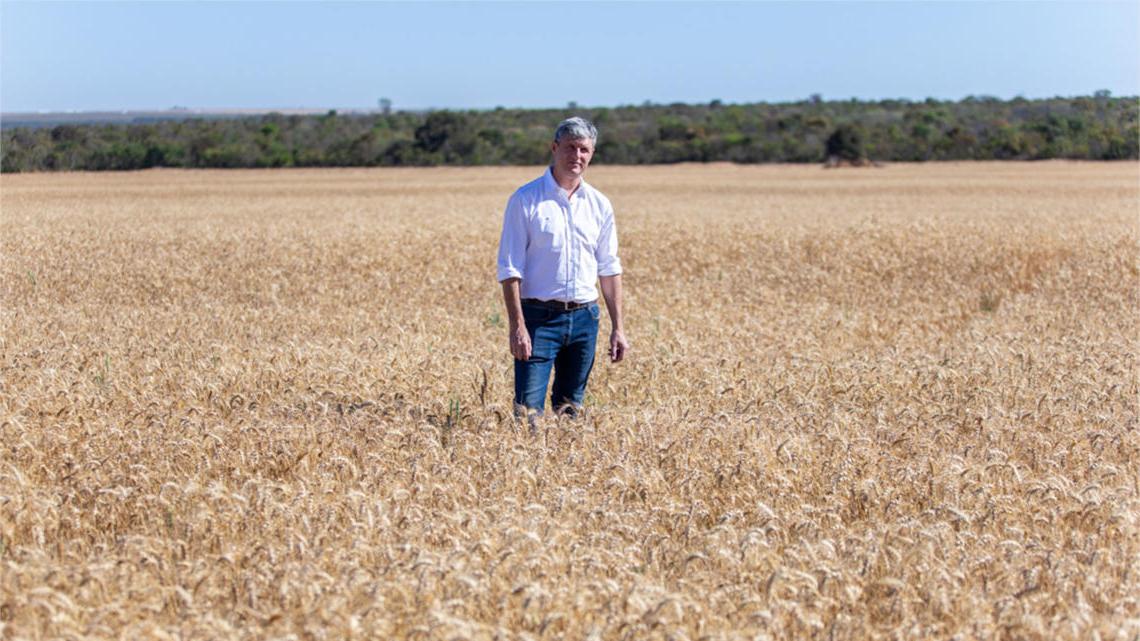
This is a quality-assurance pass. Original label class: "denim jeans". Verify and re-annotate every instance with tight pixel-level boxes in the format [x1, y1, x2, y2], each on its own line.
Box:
[515, 301, 600, 415]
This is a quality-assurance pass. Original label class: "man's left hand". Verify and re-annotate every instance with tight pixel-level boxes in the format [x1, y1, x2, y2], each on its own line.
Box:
[609, 329, 629, 363]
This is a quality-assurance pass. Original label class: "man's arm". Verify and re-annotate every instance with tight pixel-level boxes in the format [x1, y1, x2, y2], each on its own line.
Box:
[599, 274, 628, 363]
[502, 278, 531, 361]
[497, 191, 531, 361]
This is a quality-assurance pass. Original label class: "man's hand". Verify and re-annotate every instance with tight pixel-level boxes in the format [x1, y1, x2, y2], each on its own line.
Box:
[609, 329, 629, 363]
[502, 278, 530, 361]
[599, 274, 626, 363]
[510, 324, 532, 361]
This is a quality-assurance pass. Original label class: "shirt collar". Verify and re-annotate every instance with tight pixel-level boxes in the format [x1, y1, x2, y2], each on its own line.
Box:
[544, 166, 588, 201]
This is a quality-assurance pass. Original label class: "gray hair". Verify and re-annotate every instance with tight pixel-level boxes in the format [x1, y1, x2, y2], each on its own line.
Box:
[554, 117, 598, 144]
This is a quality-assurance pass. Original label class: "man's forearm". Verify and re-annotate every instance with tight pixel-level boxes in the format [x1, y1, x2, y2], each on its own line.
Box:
[599, 274, 623, 330]
[501, 278, 525, 328]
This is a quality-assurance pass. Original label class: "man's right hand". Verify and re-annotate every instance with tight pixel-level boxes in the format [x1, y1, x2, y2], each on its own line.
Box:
[510, 324, 532, 361]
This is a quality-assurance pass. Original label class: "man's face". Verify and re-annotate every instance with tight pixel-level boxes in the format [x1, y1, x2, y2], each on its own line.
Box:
[551, 136, 595, 179]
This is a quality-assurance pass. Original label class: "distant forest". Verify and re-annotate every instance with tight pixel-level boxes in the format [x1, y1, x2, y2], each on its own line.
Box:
[2, 94, 1136, 172]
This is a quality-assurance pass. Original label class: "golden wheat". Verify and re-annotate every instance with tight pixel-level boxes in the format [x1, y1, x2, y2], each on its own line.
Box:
[1, 162, 1137, 640]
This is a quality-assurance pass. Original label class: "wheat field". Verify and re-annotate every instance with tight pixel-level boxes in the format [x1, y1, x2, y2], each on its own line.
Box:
[1, 162, 1137, 640]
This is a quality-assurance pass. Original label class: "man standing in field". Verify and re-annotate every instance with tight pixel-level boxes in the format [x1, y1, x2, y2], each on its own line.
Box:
[496, 117, 628, 423]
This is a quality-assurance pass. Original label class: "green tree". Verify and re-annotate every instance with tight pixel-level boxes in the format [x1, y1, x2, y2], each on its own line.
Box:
[415, 111, 465, 154]
[825, 124, 866, 161]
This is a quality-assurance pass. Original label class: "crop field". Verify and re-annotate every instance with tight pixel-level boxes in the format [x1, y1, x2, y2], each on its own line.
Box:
[1, 162, 1137, 640]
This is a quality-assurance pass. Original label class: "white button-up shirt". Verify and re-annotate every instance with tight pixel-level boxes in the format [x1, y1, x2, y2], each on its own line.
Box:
[496, 167, 622, 303]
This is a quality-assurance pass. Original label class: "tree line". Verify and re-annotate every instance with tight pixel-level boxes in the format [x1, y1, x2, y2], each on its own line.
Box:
[2, 94, 1136, 172]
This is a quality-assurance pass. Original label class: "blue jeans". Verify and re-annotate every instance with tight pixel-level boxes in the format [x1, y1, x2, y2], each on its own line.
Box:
[515, 301, 600, 415]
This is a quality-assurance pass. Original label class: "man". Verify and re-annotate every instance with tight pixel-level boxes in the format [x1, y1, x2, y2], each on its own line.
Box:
[496, 117, 628, 422]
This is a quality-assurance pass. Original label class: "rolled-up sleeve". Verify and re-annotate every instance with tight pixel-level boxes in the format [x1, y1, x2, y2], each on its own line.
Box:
[595, 203, 622, 277]
[496, 193, 527, 282]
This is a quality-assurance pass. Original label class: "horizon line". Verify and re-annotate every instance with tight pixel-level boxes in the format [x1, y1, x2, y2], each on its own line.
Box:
[3, 90, 1135, 118]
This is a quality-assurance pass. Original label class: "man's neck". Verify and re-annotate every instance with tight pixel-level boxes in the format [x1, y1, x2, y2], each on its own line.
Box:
[551, 166, 582, 196]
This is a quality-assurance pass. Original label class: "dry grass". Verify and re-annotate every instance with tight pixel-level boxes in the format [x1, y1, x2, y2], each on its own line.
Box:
[1, 162, 1137, 640]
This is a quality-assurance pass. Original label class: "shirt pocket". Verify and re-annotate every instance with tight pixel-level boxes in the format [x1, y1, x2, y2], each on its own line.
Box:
[535, 213, 564, 249]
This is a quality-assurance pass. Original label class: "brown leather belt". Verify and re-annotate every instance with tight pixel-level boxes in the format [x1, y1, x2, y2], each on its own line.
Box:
[522, 298, 595, 311]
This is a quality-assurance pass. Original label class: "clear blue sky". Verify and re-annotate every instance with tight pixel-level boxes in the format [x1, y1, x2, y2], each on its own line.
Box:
[2, 1, 1137, 112]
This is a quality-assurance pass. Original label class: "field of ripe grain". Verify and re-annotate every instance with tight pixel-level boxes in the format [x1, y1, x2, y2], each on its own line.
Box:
[1, 162, 1137, 640]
